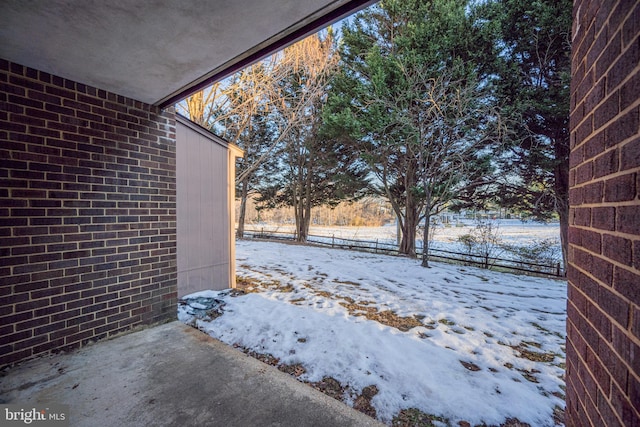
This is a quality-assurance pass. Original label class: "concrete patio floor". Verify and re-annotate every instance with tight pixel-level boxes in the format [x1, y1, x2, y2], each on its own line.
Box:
[0, 322, 383, 427]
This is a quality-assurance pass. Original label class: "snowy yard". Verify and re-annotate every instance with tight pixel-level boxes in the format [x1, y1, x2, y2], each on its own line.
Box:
[243, 218, 562, 249]
[179, 240, 567, 427]
[243, 219, 564, 268]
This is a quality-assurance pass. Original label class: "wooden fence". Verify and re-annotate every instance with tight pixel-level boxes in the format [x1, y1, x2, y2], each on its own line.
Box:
[240, 228, 565, 278]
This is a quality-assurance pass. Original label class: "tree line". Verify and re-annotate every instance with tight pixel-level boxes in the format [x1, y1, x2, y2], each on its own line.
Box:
[178, 0, 572, 270]
[237, 197, 396, 227]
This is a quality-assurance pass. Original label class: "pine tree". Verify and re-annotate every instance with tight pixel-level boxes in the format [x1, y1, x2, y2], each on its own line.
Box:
[326, 0, 502, 262]
[256, 31, 369, 242]
[478, 0, 572, 271]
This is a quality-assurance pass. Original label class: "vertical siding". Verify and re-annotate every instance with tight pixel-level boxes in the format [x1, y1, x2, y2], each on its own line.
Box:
[176, 120, 231, 297]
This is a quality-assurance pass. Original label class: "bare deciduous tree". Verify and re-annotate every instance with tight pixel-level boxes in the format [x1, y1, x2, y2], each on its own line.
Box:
[257, 31, 369, 243]
[177, 82, 227, 127]
[177, 31, 348, 239]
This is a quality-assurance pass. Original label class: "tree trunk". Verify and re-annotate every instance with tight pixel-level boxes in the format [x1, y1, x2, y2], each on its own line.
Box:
[295, 198, 306, 243]
[399, 225, 415, 256]
[554, 135, 570, 275]
[398, 160, 419, 257]
[301, 205, 310, 242]
[399, 205, 418, 257]
[557, 194, 569, 276]
[293, 173, 302, 242]
[421, 189, 432, 268]
[236, 179, 249, 239]
[295, 194, 309, 243]
[300, 166, 313, 242]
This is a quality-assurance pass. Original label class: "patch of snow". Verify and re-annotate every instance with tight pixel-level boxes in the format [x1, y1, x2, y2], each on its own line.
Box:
[244, 218, 561, 245]
[180, 240, 566, 426]
[243, 219, 563, 264]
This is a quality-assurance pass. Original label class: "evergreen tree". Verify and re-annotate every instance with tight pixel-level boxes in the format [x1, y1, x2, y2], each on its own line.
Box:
[256, 31, 369, 242]
[478, 0, 572, 270]
[326, 0, 501, 261]
[230, 103, 277, 239]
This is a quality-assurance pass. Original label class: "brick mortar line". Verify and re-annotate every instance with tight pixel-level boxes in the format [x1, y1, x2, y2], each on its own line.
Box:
[571, 142, 640, 164]
[566, 312, 636, 425]
[569, 245, 639, 282]
[569, 262, 638, 333]
[572, 7, 639, 84]
[570, 121, 639, 156]
[571, 80, 640, 135]
[568, 223, 640, 238]
[565, 322, 612, 427]
[569, 272, 637, 353]
[564, 362, 590, 426]
[569, 199, 640, 208]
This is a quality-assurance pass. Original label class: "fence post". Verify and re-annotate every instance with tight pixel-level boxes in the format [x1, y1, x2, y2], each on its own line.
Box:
[556, 262, 561, 277]
[332, 234, 335, 248]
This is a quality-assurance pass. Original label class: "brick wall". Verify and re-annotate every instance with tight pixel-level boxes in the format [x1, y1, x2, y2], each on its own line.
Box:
[567, 0, 639, 425]
[0, 60, 177, 367]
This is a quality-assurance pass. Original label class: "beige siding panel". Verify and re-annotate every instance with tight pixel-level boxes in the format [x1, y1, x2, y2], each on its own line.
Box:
[176, 124, 189, 284]
[177, 120, 231, 298]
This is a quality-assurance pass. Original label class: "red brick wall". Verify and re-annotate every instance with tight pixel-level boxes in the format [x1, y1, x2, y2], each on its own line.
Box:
[0, 60, 177, 367]
[567, 0, 639, 425]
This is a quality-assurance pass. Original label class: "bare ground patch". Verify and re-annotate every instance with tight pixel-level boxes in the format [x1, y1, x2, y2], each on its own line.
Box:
[460, 361, 481, 372]
[235, 275, 263, 293]
[278, 363, 306, 377]
[339, 301, 424, 331]
[353, 385, 379, 418]
[226, 341, 382, 420]
[236, 275, 295, 293]
[391, 408, 449, 427]
[303, 281, 425, 332]
[241, 348, 280, 366]
[391, 408, 535, 427]
[307, 377, 346, 401]
[509, 342, 557, 363]
[332, 279, 362, 287]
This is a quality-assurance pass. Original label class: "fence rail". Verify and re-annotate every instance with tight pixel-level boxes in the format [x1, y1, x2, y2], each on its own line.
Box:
[240, 228, 565, 278]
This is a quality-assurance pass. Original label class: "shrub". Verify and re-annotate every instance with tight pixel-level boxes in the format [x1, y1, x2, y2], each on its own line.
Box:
[501, 238, 562, 274]
[456, 220, 503, 269]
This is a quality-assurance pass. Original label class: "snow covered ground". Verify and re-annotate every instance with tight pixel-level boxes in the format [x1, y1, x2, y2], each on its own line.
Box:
[243, 218, 561, 244]
[243, 218, 563, 263]
[179, 239, 567, 426]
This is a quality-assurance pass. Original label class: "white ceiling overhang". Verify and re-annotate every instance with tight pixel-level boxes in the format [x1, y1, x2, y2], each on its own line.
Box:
[0, 0, 374, 108]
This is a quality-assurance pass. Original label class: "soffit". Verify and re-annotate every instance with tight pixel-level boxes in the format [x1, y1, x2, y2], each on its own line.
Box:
[0, 0, 374, 107]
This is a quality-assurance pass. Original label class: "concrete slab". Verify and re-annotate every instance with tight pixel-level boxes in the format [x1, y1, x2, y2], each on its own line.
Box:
[0, 322, 384, 427]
